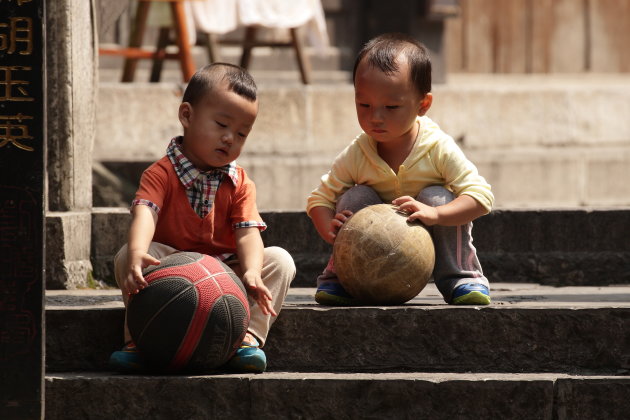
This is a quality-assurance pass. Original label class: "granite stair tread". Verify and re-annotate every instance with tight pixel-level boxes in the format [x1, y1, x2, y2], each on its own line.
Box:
[44, 371, 630, 419]
[45, 284, 630, 374]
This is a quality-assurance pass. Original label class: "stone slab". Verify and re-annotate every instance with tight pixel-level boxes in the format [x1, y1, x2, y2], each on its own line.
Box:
[93, 75, 630, 209]
[44, 372, 630, 420]
[90, 208, 630, 287]
[98, 45, 351, 76]
[45, 284, 630, 373]
[46, 211, 93, 289]
[0, 0, 46, 416]
[554, 376, 630, 420]
[431, 75, 630, 149]
[95, 75, 630, 159]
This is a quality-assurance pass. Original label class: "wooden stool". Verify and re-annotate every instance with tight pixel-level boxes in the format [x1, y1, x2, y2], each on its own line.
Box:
[205, 25, 312, 85]
[99, 0, 195, 83]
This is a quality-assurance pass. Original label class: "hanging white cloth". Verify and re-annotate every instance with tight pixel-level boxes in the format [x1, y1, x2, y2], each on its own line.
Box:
[185, 0, 239, 35]
[186, 0, 329, 52]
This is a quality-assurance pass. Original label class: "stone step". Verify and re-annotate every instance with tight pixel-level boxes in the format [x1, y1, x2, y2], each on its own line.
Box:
[45, 284, 630, 374]
[88, 208, 630, 287]
[98, 44, 353, 78]
[94, 75, 630, 210]
[44, 371, 630, 420]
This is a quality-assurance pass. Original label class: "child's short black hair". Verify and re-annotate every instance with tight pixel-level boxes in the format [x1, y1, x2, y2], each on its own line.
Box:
[353, 33, 432, 97]
[182, 63, 257, 105]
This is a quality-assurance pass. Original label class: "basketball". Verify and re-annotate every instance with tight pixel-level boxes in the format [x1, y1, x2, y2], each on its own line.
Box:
[127, 252, 249, 372]
[333, 204, 435, 305]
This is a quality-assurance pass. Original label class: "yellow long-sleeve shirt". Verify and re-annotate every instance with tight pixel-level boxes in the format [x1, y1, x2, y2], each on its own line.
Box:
[306, 116, 494, 216]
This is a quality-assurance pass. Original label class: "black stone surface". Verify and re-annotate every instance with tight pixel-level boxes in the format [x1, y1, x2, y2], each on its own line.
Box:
[44, 373, 630, 420]
[0, 1, 45, 418]
[91, 208, 630, 287]
[46, 304, 630, 375]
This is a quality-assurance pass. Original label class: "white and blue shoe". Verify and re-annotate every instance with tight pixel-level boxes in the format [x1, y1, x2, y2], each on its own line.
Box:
[315, 281, 357, 306]
[451, 283, 491, 305]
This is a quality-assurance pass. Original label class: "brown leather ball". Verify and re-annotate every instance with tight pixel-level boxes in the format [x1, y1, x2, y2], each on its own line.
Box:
[333, 204, 435, 304]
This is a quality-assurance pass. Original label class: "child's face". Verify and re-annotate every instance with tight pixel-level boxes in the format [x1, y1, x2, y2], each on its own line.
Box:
[354, 57, 431, 145]
[178, 81, 258, 171]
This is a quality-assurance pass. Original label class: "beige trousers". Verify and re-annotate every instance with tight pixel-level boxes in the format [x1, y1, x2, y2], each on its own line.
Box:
[114, 243, 296, 347]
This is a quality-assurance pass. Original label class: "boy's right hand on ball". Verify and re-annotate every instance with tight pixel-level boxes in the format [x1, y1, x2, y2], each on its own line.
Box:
[125, 252, 160, 295]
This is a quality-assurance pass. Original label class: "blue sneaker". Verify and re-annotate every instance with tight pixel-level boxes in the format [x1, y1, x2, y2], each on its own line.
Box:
[109, 342, 146, 373]
[314, 281, 356, 306]
[227, 337, 267, 373]
[451, 283, 491, 305]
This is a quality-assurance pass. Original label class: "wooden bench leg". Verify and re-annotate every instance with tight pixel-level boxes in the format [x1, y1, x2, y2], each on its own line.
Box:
[205, 33, 221, 63]
[122, 1, 151, 82]
[240, 26, 258, 69]
[150, 27, 171, 82]
[170, 0, 196, 82]
[291, 27, 311, 84]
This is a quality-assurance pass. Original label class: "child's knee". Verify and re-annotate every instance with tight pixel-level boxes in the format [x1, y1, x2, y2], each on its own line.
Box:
[337, 185, 381, 213]
[417, 185, 454, 207]
[264, 246, 296, 279]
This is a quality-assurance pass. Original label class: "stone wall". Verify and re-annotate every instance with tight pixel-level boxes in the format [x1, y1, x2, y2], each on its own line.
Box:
[94, 74, 630, 210]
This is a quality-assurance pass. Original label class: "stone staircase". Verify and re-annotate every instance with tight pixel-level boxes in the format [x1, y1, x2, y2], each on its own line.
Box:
[43, 208, 630, 418]
[93, 74, 630, 211]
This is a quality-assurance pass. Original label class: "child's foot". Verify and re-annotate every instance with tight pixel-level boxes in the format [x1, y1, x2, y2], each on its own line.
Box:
[451, 283, 491, 305]
[314, 281, 357, 306]
[227, 336, 267, 373]
[109, 342, 146, 373]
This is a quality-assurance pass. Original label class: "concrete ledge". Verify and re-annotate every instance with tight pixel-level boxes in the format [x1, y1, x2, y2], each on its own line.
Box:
[95, 76, 630, 209]
[46, 211, 93, 289]
[45, 284, 630, 373]
[90, 208, 630, 287]
[96, 76, 630, 161]
[45, 372, 630, 420]
[265, 307, 630, 374]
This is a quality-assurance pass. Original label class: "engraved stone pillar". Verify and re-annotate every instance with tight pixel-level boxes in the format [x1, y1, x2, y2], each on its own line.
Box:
[0, 1, 46, 417]
[45, 0, 98, 289]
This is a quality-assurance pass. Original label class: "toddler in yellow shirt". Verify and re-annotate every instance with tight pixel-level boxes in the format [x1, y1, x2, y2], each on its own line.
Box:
[306, 33, 494, 305]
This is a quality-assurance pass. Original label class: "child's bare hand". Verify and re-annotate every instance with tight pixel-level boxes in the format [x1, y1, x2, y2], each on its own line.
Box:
[392, 196, 440, 226]
[328, 210, 353, 242]
[242, 271, 277, 317]
[125, 252, 160, 295]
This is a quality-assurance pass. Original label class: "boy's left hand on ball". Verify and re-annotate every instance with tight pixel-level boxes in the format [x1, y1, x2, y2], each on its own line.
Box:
[330, 210, 353, 236]
[392, 196, 439, 226]
[242, 271, 277, 317]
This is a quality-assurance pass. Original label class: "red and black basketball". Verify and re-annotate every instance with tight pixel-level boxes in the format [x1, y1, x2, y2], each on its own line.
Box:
[127, 252, 250, 372]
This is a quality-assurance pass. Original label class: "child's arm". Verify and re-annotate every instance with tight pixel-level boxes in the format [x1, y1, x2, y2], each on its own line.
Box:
[124, 205, 160, 295]
[309, 206, 354, 245]
[392, 194, 487, 226]
[235, 227, 277, 316]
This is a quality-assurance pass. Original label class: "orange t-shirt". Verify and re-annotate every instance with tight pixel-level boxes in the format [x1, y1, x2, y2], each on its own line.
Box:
[134, 156, 265, 256]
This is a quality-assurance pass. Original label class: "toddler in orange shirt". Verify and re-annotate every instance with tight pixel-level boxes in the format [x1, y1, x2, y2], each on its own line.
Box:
[109, 63, 295, 373]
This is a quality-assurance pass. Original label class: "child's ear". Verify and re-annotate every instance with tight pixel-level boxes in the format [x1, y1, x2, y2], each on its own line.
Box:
[178, 102, 193, 128]
[417, 93, 433, 116]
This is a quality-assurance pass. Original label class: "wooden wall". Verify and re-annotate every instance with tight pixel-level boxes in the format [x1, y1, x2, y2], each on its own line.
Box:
[445, 0, 630, 73]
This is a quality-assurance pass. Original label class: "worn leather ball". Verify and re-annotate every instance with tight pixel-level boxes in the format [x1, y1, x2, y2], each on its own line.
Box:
[333, 204, 435, 304]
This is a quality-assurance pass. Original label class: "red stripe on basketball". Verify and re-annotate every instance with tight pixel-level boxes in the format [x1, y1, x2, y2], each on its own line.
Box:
[144, 261, 208, 285]
[169, 256, 247, 369]
[168, 277, 218, 369]
[201, 257, 250, 317]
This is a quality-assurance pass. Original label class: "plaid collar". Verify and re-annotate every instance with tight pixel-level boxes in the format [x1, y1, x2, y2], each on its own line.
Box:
[166, 137, 238, 189]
